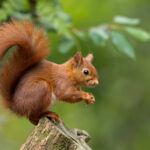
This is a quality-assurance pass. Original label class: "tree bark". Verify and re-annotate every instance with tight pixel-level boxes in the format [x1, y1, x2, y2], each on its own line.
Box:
[20, 117, 92, 150]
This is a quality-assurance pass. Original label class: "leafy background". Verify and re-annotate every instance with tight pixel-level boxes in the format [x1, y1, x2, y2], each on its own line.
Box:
[0, 0, 150, 150]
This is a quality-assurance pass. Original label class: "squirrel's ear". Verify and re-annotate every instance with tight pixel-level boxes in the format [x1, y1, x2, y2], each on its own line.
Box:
[86, 54, 93, 63]
[73, 52, 83, 67]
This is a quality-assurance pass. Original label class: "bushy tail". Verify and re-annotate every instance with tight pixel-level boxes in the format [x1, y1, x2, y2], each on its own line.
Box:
[0, 19, 50, 107]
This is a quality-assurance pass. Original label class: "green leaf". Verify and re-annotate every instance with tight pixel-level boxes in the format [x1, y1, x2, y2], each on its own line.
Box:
[113, 16, 140, 25]
[75, 31, 86, 40]
[0, 9, 7, 21]
[89, 28, 107, 46]
[11, 12, 31, 20]
[59, 36, 75, 53]
[125, 27, 150, 41]
[95, 25, 110, 40]
[3, 1, 13, 14]
[110, 31, 135, 59]
[8, 0, 19, 10]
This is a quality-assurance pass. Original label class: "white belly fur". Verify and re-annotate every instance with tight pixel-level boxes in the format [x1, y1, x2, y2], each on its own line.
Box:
[47, 92, 60, 110]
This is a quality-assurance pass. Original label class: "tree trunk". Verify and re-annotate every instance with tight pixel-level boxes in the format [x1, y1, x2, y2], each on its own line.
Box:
[20, 117, 92, 150]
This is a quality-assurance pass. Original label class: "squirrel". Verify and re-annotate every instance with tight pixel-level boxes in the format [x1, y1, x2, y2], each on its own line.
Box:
[0, 19, 98, 125]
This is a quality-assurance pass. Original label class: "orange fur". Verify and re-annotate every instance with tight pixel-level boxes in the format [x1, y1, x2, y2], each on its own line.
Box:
[0, 20, 98, 125]
[0, 19, 49, 107]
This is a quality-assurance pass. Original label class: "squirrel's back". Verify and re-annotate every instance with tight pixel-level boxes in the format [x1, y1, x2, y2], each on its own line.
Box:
[0, 19, 50, 107]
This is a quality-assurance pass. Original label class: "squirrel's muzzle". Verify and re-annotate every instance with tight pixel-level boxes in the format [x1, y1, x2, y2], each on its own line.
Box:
[88, 79, 99, 87]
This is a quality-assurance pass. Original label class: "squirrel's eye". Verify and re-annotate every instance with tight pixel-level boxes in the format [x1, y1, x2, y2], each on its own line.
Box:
[83, 70, 89, 75]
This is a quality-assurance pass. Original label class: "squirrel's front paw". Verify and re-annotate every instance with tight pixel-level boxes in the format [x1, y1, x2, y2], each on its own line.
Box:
[83, 93, 95, 104]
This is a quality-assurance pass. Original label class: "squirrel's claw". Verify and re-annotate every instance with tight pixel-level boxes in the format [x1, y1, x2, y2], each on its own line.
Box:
[83, 93, 95, 104]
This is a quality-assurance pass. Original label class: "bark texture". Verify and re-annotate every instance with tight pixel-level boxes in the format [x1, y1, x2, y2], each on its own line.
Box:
[20, 117, 92, 150]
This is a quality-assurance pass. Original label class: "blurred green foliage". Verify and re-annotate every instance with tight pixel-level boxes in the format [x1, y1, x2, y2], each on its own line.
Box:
[0, 0, 150, 150]
[0, 0, 150, 58]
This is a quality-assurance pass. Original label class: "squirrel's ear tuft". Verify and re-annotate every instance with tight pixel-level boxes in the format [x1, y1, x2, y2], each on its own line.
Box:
[73, 51, 83, 67]
[86, 54, 93, 63]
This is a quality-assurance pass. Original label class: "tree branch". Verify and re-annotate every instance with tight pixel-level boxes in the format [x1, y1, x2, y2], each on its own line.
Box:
[20, 117, 92, 150]
[28, 0, 38, 22]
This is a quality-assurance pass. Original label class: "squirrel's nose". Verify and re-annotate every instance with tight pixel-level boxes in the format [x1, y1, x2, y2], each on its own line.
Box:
[91, 79, 99, 86]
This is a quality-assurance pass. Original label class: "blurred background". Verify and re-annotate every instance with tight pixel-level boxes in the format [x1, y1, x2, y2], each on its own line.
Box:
[0, 0, 150, 150]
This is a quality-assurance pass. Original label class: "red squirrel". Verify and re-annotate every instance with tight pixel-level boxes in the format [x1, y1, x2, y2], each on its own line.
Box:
[0, 20, 98, 125]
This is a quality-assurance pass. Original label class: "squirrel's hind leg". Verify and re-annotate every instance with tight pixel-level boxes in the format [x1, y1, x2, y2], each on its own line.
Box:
[42, 111, 62, 123]
[29, 111, 62, 125]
